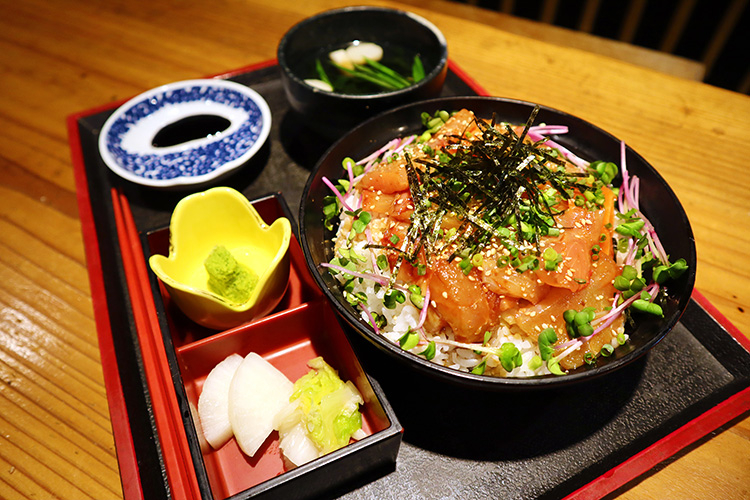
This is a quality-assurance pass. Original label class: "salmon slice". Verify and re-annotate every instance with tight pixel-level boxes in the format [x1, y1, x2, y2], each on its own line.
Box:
[433, 109, 479, 138]
[360, 158, 410, 193]
[502, 256, 621, 340]
[426, 259, 495, 343]
[361, 189, 413, 222]
[481, 257, 550, 304]
[535, 203, 608, 292]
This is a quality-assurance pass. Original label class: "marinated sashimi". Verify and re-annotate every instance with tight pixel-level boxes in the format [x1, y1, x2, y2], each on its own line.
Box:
[425, 259, 497, 343]
[505, 257, 621, 334]
[321, 108, 688, 377]
[534, 203, 610, 292]
[360, 158, 411, 193]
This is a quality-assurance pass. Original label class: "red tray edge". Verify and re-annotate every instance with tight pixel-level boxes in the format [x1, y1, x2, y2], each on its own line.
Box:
[67, 112, 145, 500]
[564, 289, 750, 499]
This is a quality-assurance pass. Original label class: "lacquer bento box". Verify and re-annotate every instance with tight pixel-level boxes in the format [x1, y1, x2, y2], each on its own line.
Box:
[141, 193, 403, 499]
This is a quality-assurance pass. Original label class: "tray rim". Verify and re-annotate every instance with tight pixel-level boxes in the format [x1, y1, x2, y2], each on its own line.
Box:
[66, 59, 750, 500]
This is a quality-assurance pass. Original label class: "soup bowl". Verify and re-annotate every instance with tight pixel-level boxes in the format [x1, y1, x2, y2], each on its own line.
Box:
[277, 6, 448, 139]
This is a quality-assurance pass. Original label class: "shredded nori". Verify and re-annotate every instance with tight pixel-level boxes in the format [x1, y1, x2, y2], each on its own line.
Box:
[394, 106, 597, 267]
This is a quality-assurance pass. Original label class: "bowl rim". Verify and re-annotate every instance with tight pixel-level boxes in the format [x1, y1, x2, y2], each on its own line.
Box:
[299, 95, 697, 390]
[277, 5, 449, 100]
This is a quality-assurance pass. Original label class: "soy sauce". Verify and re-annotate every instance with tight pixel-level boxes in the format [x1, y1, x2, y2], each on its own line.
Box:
[151, 114, 231, 148]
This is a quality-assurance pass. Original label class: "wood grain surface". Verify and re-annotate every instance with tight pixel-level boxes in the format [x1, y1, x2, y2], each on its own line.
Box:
[0, 0, 748, 499]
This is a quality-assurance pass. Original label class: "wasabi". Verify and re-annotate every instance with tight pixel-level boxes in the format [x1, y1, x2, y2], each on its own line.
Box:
[204, 245, 258, 304]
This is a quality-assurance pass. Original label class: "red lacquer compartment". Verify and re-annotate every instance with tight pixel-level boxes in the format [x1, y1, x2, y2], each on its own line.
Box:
[177, 299, 403, 500]
[145, 193, 322, 348]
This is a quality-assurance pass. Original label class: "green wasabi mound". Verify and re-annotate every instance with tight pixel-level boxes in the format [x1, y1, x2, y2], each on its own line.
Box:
[204, 245, 258, 304]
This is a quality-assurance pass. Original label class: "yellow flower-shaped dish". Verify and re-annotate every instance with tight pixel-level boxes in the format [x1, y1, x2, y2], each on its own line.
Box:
[149, 187, 292, 330]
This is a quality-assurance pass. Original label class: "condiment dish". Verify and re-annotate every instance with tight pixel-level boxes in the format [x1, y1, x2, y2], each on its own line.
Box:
[149, 186, 292, 329]
[99, 79, 271, 189]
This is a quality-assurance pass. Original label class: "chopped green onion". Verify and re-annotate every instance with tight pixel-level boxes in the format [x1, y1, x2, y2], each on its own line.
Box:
[408, 285, 424, 309]
[498, 343, 523, 372]
[398, 330, 419, 350]
[631, 299, 663, 316]
[376, 254, 389, 272]
[383, 289, 405, 309]
[471, 359, 487, 375]
[418, 341, 436, 360]
[542, 247, 562, 271]
[538, 328, 557, 361]
[528, 355, 543, 371]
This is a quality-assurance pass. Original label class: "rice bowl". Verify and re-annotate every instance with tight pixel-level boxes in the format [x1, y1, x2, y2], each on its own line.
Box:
[299, 96, 696, 390]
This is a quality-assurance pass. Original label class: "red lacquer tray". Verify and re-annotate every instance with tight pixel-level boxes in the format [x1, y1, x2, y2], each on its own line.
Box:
[68, 60, 750, 500]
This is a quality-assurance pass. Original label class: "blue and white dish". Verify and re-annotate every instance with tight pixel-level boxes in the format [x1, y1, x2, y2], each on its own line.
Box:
[98, 79, 271, 188]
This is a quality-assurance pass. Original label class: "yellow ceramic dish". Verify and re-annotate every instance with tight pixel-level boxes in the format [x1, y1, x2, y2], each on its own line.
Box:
[149, 187, 292, 329]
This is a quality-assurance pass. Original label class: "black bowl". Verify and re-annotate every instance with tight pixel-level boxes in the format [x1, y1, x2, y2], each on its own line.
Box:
[299, 96, 696, 390]
[277, 6, 448, 139]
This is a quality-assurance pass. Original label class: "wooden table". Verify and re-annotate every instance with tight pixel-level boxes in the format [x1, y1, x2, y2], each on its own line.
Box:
[1, 0, 748, 498]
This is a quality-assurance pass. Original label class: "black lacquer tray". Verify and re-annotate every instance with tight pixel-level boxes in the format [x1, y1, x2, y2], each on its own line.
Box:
[68, 61, 750, 500]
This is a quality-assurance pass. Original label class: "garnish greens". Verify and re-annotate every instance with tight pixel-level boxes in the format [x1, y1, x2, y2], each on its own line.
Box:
[391, 106, 605, 274]
[309, 42, 426, 94]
